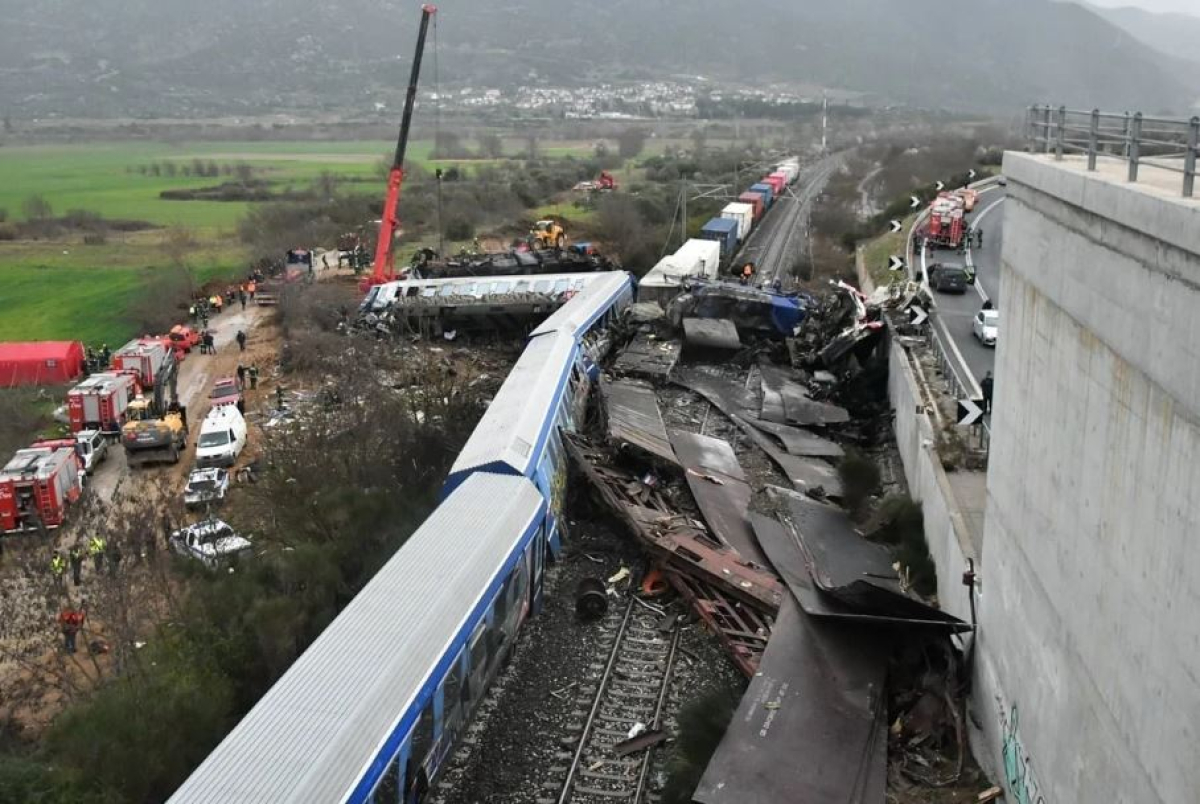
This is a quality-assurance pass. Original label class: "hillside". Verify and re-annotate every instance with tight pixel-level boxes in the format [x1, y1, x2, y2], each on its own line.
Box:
[1087, 3, 1200, 65]
[0, 0, 1194, 118]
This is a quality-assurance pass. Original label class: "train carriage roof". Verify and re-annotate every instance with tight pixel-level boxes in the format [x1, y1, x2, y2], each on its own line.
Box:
[168, 473, 545, 804]
[445, 330, 578, 492]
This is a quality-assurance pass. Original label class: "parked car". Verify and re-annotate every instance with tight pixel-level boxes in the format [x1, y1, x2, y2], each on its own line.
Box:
[973, 309, 1000, 346]
[928, 263, 971, 294]
[170, 518, 251, 567]
[195, 405, 248, 468]
[32, 429, 109, 476]
[209, 378, 244, 413]
[184, 467, 230, 508]
[168, 324, 201, 354]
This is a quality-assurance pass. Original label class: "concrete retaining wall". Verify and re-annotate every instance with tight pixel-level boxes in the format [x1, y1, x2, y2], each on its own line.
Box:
[887, 340, 978, 624]
[976, 153, 1200, 804]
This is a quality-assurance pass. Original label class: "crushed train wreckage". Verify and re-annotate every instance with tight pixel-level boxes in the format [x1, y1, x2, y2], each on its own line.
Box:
[565, 276, 972, 802]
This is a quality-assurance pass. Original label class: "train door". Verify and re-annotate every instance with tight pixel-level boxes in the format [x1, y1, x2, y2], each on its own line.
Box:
[463, 616, 492, 714]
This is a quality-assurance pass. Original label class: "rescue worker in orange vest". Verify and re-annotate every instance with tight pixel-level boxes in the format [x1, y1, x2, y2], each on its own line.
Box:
[58, 605, 86, 654]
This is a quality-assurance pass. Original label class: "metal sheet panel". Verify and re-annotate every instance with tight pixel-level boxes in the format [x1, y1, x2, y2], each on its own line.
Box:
[780, 491, 968, 629]
[669, 430, 766, 567]
[693, 596, 888, 804]
[733, 418, 844, 498]
[758, 362, 849, 426]
[600, 378, 677, 465]
[682, 318, 742, 351]
[169, 473, 545, 804]
[741, 415, 845, 459]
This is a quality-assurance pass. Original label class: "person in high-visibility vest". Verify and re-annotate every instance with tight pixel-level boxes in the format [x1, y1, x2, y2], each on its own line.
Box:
[50, 552, 66, 589]
[88, 536, 106, 572]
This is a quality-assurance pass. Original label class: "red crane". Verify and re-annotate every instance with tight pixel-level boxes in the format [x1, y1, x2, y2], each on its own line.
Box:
[363, 4, 437, 291]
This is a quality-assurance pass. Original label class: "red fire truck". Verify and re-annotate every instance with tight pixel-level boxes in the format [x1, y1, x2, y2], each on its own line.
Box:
[0, 446, 83, 532]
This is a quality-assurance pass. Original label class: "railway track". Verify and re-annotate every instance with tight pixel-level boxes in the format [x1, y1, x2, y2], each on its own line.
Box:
[541, 597, 681, 804]
[737, 155, 843, 283]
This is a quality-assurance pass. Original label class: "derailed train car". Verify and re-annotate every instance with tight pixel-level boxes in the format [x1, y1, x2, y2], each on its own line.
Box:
[168, 270, 635, 804]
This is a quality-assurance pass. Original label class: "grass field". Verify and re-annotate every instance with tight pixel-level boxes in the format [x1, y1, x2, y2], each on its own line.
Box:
[861, 213, 917, 288]
[0, 137, 599, 345]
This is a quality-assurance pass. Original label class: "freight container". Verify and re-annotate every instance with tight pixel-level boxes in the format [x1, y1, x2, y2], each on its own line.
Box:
[67, 371, 138, 434]
[749, 183, 774, 209]
[738, 192, 765, 221]
[700, 217, 739, 258]
[763, 174, 786, 199]
[774, 164, 798, 184]
[721, 202, 754, 241]
[111, 339, 172, 390]
[638, 238, 722, 305]
[0, 446, 83, 532]
[770, 170, 792, 190]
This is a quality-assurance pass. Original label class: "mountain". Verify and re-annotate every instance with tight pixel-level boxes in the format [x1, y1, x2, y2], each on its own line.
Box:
[0, 0, 1194, 118]
[1086, 3, 1200, 64]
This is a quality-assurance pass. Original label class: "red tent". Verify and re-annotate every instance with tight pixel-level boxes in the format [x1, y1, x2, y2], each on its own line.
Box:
[0, 341, 85, 387]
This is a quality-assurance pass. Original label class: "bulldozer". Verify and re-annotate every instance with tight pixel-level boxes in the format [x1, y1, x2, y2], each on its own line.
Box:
[530, 219, 567, 250]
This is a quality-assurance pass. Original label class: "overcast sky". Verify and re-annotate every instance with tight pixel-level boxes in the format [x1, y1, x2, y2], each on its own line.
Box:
[1086, 0, 1200, 14]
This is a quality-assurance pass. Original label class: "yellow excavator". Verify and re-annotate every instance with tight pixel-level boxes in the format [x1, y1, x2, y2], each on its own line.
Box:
[123, 400, 188, 466]
[530, 219, 567, 250]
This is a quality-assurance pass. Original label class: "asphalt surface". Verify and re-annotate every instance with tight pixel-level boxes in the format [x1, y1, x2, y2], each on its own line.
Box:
[921, 186, 1006, 400]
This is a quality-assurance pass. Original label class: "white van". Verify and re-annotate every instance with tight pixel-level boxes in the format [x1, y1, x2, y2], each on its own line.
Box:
[195, 405, 247, 468]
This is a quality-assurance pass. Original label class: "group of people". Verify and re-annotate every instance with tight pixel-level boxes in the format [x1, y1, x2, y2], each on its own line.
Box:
[82, 343, 112, 375]
[49, 530, 161, 653]
[235, 362, 259, 391]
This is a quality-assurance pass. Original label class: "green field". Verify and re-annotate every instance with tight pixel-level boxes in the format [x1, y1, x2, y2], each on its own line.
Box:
[0, 138, 601, 344]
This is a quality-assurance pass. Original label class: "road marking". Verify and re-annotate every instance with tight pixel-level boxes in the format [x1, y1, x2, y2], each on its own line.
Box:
[964, 194, 1005, 304]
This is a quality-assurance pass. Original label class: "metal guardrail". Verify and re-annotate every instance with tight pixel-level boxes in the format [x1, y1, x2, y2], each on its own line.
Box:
[1027, 105, 1200, 197]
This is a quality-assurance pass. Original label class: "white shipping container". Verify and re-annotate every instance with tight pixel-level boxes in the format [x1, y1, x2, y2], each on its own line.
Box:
[721, 202, 754, 241]
[774, 163, 799, 184]
[641, 238, 721, 291]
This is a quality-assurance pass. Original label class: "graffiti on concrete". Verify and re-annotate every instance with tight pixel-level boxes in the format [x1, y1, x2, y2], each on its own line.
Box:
[998, 702, 1046, 804]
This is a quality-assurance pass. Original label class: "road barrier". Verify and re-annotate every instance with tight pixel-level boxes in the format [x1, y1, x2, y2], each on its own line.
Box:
[1027, 105, 1200, 197]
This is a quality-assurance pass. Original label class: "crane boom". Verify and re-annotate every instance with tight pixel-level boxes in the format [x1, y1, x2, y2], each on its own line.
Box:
[368, 3, 437, 288]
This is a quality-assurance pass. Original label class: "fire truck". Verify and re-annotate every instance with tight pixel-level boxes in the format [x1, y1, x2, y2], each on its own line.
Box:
[0, 446, 83, 533]
[925, 193, 968, 251]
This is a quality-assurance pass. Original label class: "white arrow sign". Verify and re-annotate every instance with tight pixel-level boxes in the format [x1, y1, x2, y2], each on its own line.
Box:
[968, 169, 977, 179]
[910, 195, 921, 209]
[936, 180, 945, 191]
[909, 305, 928, 327]
[889, 255, 905, 272]
[889, 219, 902, 233]
[957, 398, 984, 426]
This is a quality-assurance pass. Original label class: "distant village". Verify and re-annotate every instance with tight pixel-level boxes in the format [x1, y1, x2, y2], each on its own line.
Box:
[414, 81, 831, 119]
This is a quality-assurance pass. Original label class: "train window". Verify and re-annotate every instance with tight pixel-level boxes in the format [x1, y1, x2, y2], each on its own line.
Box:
[406, 286, 420, 297]
[534, 279, 552, 293]
[554, 279, 570, 294]
[468, 621, 489, 674]
[409, 704, 434, 778]
[374, 755, 401, 804]
[494, 577, 510, 627]
[421, 286, 437, 297]
[494, 281, 512, 294]
[439, 657, 465, 740]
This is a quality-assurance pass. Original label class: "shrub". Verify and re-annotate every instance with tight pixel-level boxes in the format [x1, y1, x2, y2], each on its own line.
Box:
[838, 448, 880, 511]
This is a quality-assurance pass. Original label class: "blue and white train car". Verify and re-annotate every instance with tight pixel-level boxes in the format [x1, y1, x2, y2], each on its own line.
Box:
[170, 271, 635, 804]
[169, 473, 547, 804]
[443, 271, 634, 557]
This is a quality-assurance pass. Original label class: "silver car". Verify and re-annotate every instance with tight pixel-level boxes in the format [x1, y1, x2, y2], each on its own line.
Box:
[170, 518, 251, 567]
[184, 468, 230, 508]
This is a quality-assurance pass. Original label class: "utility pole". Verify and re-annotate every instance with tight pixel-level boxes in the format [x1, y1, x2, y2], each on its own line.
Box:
[681, 180, 688, 248]
[821, 92, 829, 153]
[435, 167, 445, 256]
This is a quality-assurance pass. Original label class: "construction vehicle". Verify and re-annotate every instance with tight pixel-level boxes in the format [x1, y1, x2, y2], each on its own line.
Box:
[574, 171, 618, 193]
[361, 4, 438, 293]
[116, 340, 188, 466]
[530, 219, 567, 250]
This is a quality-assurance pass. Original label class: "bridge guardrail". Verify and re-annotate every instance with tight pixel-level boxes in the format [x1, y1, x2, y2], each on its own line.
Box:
[1028, 105, 1200, 197]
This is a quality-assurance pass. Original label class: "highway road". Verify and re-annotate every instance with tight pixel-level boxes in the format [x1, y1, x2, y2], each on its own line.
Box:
[920, 185, 1006, 401]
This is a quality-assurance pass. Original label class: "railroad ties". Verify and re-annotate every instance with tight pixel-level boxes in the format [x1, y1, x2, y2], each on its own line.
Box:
[542, 598, 681, 804]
